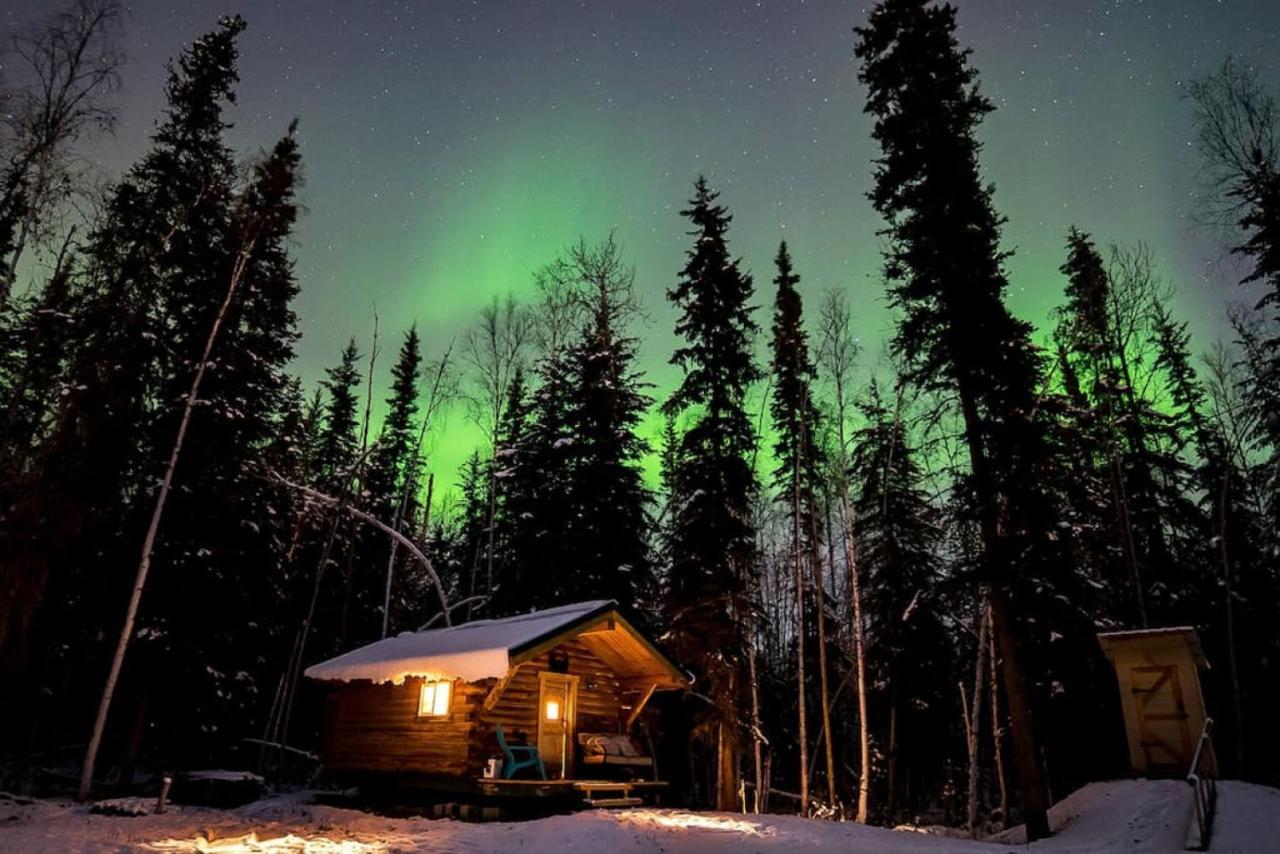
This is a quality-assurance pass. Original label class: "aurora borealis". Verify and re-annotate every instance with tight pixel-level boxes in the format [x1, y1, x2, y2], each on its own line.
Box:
[10, 0, 1278, 493]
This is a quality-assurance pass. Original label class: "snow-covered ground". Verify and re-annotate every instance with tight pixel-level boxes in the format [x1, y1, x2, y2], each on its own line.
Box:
[2, 779, 1277, 852]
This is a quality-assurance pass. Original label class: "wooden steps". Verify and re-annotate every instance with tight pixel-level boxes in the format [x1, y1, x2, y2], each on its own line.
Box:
[469, 777, 665, 809]
[572, 780, 663, 809]
[584, 796, 642, 808]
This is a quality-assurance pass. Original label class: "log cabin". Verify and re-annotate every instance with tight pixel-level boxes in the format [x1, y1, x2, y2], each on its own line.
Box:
[305, 600, 687, 806]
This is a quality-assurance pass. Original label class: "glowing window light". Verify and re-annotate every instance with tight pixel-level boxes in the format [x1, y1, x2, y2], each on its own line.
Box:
[417, 680, 451, 717]
[545, 699, 560, 721]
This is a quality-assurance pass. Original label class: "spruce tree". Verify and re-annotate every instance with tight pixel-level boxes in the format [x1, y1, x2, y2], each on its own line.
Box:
[1053, 230, 1152, 624]
[562, 237, 654, 611]
[488, 365, 533, 615]
[501, 326, 577, 612]
[767, 241, 834, 810]
[316, 338, 363, 493]
[663, 176, 759, 810]
[1054, 232, 1205, 626]
[366, 324, 424, 635]
[856, 1, 1058, 835]
[1189, 58, 1280, 559]
[367, 329, 424, 527]
[0, 16, 291, 766]
[849, 381, 952, 819]
[88, 121, 306, 777]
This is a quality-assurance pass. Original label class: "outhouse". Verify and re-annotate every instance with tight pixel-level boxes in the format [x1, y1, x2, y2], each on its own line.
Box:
[1097, 626, 1214, 777]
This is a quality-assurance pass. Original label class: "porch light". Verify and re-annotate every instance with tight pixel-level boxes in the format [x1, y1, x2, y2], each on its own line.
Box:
[545, 698, 560, 721]
[417, 680, 451, 717]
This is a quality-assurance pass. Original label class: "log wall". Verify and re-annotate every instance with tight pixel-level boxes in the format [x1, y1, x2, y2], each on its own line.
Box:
[467, 638, 627, 777]
[319, 638, 631, 778]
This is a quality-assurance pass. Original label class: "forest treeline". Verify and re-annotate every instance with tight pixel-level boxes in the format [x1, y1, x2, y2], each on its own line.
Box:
[1, 0, 1278, 838]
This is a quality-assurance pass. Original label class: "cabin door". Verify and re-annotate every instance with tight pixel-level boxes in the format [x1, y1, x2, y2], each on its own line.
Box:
[537, 671, 579, 779]
[1130, 664, 1192, 773]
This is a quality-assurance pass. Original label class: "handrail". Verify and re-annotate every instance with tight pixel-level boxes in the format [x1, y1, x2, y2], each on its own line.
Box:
[1185, 716, 1217, 851]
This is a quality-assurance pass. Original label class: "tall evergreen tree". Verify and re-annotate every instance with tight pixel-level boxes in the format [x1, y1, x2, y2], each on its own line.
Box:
[498, 319, 577, 613]
[316, 338, 363, 493]
[1189, 59, 1280, 556]
[849, 381, 952, 819]
[663, 176, 760, 810]
[562, 237, 654, 611]
[0, 17, 289, 766]
[1054, 230, 1153, 625]
[767, 241, 835, 810]
[1055, 233, 1206, 627]
[856, 1, 1062, 836]
[365, 324, 424, 636]
[367, 326, 423, 524]
[488, 365, 533, 615]
[98, 120, 306, 772]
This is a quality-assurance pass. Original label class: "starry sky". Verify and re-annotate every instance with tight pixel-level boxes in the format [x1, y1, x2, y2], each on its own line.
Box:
[7, 0, 1279, 494]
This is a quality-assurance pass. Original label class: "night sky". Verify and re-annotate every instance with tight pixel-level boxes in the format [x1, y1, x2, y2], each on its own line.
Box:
[7, 0, 1279, 493]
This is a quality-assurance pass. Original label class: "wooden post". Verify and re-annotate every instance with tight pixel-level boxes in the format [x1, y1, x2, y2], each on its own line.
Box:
[483, 665, 521, 712]
[560, 680, 568, 780]
[625, 683, 658, 729]
[155, 775, 172, 815]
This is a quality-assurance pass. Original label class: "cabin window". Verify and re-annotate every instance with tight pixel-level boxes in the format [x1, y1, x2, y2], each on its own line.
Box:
[417, 680, 451, 717]
[545, 698, 560, 721]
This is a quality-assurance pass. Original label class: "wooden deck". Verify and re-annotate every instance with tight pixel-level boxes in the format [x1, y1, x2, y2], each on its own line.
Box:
[474, 777, 667, 808]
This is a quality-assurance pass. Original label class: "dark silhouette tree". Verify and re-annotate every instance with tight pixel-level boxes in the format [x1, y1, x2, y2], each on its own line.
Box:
[663, 176, 760, 810]
[856, 0, 1059, 837]
[767, 241, 834, 811]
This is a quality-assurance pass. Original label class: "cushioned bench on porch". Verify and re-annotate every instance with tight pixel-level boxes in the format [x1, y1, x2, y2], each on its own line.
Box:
[577, 733, 653, 769]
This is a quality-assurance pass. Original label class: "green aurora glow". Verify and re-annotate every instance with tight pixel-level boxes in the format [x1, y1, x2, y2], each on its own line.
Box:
[21, 0, 1277, 499]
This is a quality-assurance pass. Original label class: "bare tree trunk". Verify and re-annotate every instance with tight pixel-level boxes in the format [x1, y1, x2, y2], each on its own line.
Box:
[989, 581, 1051, 839]
[338, 515, 358, 645]
[1109, 452, 1148, 628]
[792, 467, 809, 816]
[886, 697, 898, 820]
[955, 384, 1052, 841]
[419, 472, 435, 540]
[78, 241, 255, 801]
[1218, 466, 1245, 772]
[966, 603, 990, 837]
[746, 597, 765, 813]
[715, 667, 741, 812]
[806, 482, 837, 809]
[838, 488, 870, 823]
[484, 464, 498, 602]
[988, 604, 1008, 825]
[273, 472, 355, 766]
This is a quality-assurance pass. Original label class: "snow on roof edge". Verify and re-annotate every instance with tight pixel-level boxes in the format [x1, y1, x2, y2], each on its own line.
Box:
[304, 599, 616, 685]
[1096, 625, 1198, 639]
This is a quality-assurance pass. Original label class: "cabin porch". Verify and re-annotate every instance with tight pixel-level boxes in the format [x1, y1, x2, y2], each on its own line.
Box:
[474, 777, 668, 809]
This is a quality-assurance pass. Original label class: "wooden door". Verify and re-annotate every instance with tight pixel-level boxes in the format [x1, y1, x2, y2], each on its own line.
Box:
[1130, 664, 1192, 773]
[537, 672, 579, 779]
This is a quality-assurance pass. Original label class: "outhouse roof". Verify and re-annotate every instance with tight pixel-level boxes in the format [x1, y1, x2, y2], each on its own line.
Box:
[1097, 626, 1207, 668]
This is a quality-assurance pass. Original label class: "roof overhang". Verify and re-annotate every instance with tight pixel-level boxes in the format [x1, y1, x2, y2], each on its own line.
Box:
[1097, 626, 1208, 669]
[304, 600, 688, 689]
[510, 605, 688, 691]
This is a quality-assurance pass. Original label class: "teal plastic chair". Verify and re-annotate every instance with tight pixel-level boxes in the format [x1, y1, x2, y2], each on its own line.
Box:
[496, 723, 547, 780]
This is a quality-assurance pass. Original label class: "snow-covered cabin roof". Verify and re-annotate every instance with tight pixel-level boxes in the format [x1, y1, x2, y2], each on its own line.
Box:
[305, 600, 685, 687]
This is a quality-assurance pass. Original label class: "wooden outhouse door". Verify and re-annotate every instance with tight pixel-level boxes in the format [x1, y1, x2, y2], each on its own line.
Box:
[1130, 664, 1192, 772]
[538, 672, 579, 779]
